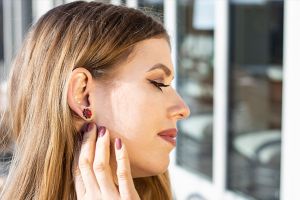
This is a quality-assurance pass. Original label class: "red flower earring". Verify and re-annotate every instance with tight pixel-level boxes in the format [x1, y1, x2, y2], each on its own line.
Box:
[83, 108, 92, 119]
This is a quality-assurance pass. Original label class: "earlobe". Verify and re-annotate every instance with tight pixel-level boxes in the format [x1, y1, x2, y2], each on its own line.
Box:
[67, 68, 94, 121]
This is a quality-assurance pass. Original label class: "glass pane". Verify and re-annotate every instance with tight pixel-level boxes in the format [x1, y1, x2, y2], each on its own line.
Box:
[0, 0, 4, 113]
[176, 0, 214, 179]
[227, 1, 283, 199]
[138, 0, 163, 22]
[0, 0, 4, 81]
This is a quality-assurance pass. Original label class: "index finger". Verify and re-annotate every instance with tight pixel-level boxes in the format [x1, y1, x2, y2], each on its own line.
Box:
[115, 138, 140, 200]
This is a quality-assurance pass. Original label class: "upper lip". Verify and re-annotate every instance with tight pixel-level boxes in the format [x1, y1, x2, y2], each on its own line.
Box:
[157, 128, 177, 138]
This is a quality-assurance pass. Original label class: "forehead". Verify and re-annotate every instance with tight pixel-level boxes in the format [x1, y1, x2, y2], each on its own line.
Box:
[130, 38, 171, 61]
[119, 38, 174, 76]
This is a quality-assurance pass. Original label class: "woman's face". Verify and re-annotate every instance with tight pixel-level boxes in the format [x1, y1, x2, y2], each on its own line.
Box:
[90, 38, 190, 178]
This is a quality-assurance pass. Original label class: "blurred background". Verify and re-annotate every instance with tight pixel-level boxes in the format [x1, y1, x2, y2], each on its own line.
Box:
[0, 0, 299, 200]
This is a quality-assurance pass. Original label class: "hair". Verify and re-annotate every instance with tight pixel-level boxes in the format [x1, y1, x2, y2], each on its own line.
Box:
[0, 1, 172, 199]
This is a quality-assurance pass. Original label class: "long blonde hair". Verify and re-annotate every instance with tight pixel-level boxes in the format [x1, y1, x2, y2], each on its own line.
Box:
[0, 1, 172, 199]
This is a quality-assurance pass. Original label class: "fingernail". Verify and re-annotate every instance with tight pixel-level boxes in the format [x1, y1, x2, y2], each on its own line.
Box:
[98, 126, 106, 137]
[86, 123, 94, 132]
[115, 138, 122, 150]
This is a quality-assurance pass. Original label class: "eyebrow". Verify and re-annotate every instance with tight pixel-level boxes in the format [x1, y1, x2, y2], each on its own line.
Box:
[147, 63, 173, 78]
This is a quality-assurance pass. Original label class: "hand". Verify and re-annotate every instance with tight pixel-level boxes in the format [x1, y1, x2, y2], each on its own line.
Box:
[72, 123, 141, 200]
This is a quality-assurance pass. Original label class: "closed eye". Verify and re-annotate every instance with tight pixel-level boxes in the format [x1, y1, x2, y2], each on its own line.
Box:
[147, 79, 170, 92]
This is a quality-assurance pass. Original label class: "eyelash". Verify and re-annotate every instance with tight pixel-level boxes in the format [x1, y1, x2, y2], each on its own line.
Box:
[147, 79, 170, 92]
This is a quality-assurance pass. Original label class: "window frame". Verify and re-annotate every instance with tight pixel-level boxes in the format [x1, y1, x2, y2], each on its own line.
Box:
[280, 1, 300, 200]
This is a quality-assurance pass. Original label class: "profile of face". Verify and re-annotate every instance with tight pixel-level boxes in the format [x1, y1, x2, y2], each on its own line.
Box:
[70, 38, 190, 178]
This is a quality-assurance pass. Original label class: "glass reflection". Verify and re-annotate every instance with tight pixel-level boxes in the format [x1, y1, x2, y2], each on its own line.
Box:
[176, 0, 214, 179]
[228, 0, 283, 199]
[0, 0, 4, 81]
[138, 0, 163, 21]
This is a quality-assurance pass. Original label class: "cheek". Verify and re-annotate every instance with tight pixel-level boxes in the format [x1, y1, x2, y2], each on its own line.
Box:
[110, 86, 153, 137]
[93, 85, 171, 176]
[94, 84, 159, 140]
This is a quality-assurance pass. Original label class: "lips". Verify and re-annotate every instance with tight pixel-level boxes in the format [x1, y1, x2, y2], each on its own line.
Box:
[157, 128, 177, 146]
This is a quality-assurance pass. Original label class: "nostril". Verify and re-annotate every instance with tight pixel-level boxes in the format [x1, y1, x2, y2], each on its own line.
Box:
[169, 100, 190, 120]
[178, 113, 185, 120]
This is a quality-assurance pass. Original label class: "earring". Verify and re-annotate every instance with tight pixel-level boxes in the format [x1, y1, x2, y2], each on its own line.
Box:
[83, 108, 92, 119]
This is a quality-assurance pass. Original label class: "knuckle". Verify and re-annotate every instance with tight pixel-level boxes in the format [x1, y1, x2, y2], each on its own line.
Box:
[117, 154, 127, 162]
[117, 169, 130, 180]
[93, 161, 106, 172]
[78, 157, 92, 170]
[72, 166, 81, 176]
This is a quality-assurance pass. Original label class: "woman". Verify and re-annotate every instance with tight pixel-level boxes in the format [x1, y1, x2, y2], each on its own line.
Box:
[0, 1, 189, 199]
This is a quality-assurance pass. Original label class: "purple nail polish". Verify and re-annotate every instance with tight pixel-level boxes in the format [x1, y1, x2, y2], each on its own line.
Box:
[81, 123, 88, 133]
[115, 138, 122, 150]
[98, 126, 106, 137]
[86, 123, 93, 132]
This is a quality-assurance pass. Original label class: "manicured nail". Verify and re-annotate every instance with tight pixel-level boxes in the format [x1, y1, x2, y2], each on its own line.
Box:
[98, 126, 106, 137]
[115, 138, 122, 150]
[86, 123, 94, 132]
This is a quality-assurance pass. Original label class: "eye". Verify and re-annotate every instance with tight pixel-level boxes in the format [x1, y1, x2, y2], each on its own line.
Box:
[147, 79, 170, 92]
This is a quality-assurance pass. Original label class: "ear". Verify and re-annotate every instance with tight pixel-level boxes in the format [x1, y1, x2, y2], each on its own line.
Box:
[67, 67, 94, 121]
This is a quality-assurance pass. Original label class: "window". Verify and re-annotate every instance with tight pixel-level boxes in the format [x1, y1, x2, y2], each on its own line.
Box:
[177, 0, 214, 180]
[138, 0, 163, 20]
[0, 0, 4, 81]
[227, 1, 283, 199]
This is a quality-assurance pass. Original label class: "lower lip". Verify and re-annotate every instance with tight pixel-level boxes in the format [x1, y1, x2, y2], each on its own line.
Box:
[159, 135, 176, 146]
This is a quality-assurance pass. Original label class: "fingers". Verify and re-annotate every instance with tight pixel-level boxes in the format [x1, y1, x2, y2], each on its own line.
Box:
[115, 138, 140, 200]
[73, 123, 140, 200]
[93, 127, 119, 198]
[77, 123, 100, 194]
[73, 141, 85, 199]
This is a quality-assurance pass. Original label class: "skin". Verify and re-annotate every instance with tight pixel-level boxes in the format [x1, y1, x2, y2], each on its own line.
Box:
[68, 38, 190, 198]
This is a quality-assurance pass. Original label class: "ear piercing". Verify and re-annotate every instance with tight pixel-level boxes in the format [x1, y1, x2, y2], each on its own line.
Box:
[83, 108, 92, 119]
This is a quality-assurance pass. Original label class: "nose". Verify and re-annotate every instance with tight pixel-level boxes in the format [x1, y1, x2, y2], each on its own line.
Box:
[168, 92, 190, 121]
